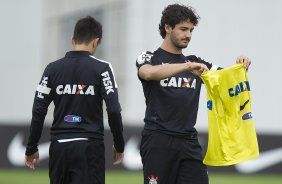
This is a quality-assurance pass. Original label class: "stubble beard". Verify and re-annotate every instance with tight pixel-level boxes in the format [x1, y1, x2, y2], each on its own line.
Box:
[171, 36, 190, 49]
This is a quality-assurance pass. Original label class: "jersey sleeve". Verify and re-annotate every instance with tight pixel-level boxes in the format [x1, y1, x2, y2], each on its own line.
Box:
[136, 51, 154, 70]
[100, 64, 121, 113]
[26, 64, 53, 156]
[100, 64, 124, 152]
[186, 55, 222, 70]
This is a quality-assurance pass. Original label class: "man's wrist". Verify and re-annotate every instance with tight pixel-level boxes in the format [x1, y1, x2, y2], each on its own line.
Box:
[25, 146, 38, 156]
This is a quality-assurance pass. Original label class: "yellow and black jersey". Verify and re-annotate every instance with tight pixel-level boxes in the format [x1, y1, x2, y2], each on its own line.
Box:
[201, 64, 259, 166]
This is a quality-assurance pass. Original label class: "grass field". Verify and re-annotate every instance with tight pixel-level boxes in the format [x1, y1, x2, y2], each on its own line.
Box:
[0, 169, 281, 184]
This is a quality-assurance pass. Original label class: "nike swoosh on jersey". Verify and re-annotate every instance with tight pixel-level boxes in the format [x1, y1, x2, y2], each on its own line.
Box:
[7, 132, 50, 166]
[235, 147, 282, 173]
[122, 136, 142, 170]
[240, 99, 250, 111]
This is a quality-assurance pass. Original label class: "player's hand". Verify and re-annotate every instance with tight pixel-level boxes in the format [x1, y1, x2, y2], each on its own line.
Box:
[25, 151, 39, 170]
[186, 61, 209, 76]
[112, 145, 124, 165]
[236, 56, 251, 70]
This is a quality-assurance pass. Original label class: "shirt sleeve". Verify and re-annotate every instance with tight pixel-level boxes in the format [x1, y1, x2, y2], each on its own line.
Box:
[186, 55, 222, 70]
[136, 51, 154, 70]
[100, 64, 124, 152]
[26, 64, 53, 156]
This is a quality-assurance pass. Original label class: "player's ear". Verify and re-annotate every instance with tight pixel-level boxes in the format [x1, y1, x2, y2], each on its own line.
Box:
[71, 37, 75, 45]
[165, 24, 172, 35]
[92, 38, 100, 48]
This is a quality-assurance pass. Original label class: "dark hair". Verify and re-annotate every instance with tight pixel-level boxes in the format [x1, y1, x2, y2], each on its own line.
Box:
[73, 16, 103, 44]
[159, 4, 200, 38]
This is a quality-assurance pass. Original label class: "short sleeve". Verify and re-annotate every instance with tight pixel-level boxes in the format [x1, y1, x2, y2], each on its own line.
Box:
[136, 51, 154, 70]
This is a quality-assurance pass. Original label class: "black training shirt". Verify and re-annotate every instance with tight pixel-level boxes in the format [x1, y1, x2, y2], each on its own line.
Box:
[136, 48, 217, 136]
[26, 51, 124, 155]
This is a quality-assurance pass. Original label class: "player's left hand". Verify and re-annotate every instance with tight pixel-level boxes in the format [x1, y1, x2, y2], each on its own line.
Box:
[236, 56, 251, 70]
[112, 145, 124, 165]
[25, 151, 39, 170]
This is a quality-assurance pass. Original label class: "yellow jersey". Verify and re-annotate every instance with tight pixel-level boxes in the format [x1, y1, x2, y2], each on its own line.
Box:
[201, 64, 259, 166]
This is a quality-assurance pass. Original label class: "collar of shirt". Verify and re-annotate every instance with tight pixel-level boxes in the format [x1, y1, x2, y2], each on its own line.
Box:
[65, 51, 92, 58]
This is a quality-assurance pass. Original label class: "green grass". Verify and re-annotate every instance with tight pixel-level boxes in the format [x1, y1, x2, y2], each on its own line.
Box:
[0, 169, 281, 184]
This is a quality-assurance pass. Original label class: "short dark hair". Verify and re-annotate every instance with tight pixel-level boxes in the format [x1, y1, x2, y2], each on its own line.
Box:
[73, 16, 103, 44]
[159, 4, 200, 38]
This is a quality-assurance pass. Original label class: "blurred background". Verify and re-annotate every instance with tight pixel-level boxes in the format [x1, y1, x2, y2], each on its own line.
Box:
[0, 0, 281, 182]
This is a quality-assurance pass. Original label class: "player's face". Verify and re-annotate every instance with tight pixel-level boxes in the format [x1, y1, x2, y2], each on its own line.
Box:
[170, 21, 194, 49]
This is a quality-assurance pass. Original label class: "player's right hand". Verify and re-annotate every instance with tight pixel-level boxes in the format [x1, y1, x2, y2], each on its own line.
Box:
[112, 145, 124, 165]
[25, 151, 39, 170]
[186, 61, 209, 76]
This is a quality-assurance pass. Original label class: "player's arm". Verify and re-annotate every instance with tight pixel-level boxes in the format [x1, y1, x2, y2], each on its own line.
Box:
[138, 62, 208, 80]
[25, 65, 53, 169]
[186, 55, 251, 71]
[136, 51, 208, 81]
[100, 64, 125, 164]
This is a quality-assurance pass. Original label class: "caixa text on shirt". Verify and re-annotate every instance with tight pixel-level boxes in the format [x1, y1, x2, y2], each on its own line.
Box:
[56, 84, 95, 95]
[228, 81, 250, 97]
[160, 77, 196, 88]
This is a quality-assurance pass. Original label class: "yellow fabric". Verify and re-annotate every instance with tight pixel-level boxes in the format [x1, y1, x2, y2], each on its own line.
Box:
[201, 64, 259, 166]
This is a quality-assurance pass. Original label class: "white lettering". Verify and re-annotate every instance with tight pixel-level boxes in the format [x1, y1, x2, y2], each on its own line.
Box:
[37, 92, 44, 99]
[41, 77, 48, 85]
[72, 84, 77, 94]
[191, 79, 196, 89]
[177, 78, 182, 87]
[85, 86, 95, 95]
[56, 84, 95, 96]
[159, 77, 197, 89]
[168, 77, 177, 87]
[77, 85, 85, 94]
[56, 85, 63, 95]
[37, 76, 49, 99]
[63, 84, 71, 94]
[160, 78, 168, 87]
[101, 71, 114, 94]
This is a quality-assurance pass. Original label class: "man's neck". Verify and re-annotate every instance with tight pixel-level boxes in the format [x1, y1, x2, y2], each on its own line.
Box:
[160, 40, 182, 54]
[73, 44, 95, 54]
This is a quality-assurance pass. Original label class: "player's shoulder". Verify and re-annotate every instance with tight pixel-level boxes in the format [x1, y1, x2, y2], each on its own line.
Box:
[89, 55, 110, 66]
[44, 58, 62, 71]
[185, 55, 199, 61]
[186, 55, 220, 70]
[136, 50, 155, 65]
[88, 55, 117, 73]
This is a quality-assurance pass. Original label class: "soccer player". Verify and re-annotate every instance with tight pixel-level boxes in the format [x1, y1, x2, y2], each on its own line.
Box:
[25, 16, 124, 184]
[136, 4, 251, 184]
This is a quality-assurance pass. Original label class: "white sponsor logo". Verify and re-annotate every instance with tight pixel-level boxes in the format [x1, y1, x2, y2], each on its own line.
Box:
[7, 133, 144, 169]
[11, 133, 281, 173]
[37, 76, 50, 99]
[7, 133, 50, 166]
[123, 137, 142, 170]
[137, 52, 153, 65]
[160, 77, 196, 88]
[56, 84, 95, 95]
[235, 147, 282, 173]
[101, 71, 114, 94]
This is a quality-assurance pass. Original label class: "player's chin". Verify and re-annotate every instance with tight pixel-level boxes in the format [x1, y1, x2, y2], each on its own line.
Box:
[178, 43, 188, 49]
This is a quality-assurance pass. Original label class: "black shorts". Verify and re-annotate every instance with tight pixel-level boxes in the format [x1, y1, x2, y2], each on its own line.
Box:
[140, 130, 209, 184]
[49, 139, 105, 184]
